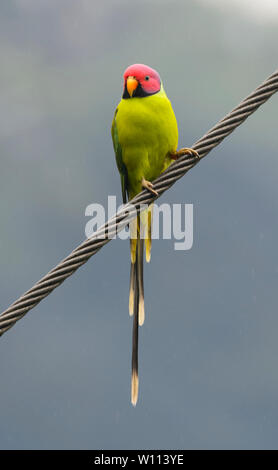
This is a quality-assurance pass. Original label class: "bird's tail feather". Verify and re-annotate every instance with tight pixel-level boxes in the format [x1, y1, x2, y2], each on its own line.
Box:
[131, 253, 139, 407]
[137, 236, 145, 327]
[129, 260, 136, 316]
[130, 208, 153, 406]
[130, 214, 147, 405]
[130, 238, 140, 406]
[145, 204, 153, 263]
[130, 218, 137, 264]
[129, 213, 148, 322]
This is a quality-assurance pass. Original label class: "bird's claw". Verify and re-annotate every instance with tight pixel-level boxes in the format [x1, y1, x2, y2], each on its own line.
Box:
[142, 178, 158, 196]
[171, 147, 200, 161]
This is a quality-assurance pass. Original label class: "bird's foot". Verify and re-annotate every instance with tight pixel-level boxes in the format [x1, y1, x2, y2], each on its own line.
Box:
[141, 178, 158, 196]
[170, 147, 199, 161]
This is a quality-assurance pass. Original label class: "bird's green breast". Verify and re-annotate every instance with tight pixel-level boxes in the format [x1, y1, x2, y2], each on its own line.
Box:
[115, 88, 178, 198]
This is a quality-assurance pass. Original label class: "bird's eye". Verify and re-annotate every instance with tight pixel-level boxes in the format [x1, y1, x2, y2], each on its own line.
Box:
[145, 76, 150, 81]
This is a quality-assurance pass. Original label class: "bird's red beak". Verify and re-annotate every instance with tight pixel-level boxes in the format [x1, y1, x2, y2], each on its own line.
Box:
[126, 76, 138, 97]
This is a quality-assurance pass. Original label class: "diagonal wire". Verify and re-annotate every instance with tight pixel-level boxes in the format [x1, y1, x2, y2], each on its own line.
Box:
[0, 70, 278, 337]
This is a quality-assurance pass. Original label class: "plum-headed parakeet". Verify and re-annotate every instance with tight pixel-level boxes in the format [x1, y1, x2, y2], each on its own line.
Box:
[112, 64, 197, 406]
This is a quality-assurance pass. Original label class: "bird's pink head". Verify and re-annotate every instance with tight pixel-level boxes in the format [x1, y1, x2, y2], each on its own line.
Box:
[122, 64, 161, 99]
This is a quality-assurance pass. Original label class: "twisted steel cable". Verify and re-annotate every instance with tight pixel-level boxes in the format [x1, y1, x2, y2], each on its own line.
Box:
[0, 70, 277, 337]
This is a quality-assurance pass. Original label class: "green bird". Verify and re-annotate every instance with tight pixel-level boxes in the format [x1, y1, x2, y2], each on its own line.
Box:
[112, 64, 197, 405]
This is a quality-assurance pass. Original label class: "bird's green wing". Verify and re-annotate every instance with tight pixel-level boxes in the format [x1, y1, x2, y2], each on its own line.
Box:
[111, 108, 128, 204]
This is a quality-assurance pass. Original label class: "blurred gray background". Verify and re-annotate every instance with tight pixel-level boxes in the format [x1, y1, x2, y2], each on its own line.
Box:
[0, 0, 278, 450]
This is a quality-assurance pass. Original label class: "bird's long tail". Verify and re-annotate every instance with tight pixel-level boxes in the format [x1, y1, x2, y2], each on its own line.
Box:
[129, 206, 153, 406]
